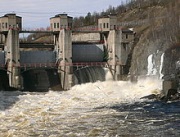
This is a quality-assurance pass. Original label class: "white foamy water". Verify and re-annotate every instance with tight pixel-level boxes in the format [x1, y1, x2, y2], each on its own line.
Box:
[147, 54, 157, 76]
[0, 78, 162, 136]
[159, 53, 165, 79]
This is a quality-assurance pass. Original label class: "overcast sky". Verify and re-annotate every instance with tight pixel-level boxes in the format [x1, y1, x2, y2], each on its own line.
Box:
[0, 0, 125, 28]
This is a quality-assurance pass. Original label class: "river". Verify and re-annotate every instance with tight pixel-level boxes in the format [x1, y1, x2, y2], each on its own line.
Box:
[0, 78, 179, 137]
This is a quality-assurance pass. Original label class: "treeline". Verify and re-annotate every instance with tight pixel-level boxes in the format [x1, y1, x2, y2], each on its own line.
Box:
[24, 0, 178, 43]
[73, 0, 175, 28]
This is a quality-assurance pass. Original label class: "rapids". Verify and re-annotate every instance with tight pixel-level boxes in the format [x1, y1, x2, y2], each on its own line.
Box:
[0, 78, 179, 136]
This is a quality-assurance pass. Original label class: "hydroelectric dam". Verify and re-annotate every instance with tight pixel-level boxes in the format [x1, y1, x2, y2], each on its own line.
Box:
[0, 13, 135, 91]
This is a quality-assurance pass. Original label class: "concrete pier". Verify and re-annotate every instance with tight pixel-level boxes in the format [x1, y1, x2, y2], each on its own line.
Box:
[106, 30, 122, 80]
[5, 30, 21, 89]
[57, 29, 74, 90]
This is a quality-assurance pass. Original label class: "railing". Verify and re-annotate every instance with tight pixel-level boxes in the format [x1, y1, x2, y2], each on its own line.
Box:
[21, 26, 123, 33]
[6, 62, 107, 68]
[1, 26, 123, 33]
[72, 26, 123, 32]
[0, 62, 123, 70]
[13, 62, 108, 68]
[61, 62, 107, 67]
[19, 63, 56, 68]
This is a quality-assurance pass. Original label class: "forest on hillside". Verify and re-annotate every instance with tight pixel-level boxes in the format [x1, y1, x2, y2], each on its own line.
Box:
[72, 0, 178, 27]
[25, 0, 179, 43]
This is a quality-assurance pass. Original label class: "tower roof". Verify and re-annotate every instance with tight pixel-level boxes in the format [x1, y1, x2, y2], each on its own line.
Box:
[50, 14, 73, 19]
[0, 13, 22, 19]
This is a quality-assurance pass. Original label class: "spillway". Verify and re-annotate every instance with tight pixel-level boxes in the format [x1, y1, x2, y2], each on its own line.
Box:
[73, 66, 106, 84]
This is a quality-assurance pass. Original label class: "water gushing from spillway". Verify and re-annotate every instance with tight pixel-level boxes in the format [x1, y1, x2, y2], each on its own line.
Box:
[73, 66, 108, 84]
[0, 78, 172, 136]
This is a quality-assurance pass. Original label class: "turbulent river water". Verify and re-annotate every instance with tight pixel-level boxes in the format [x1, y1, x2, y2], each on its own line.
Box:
[0, 78, 179, 137]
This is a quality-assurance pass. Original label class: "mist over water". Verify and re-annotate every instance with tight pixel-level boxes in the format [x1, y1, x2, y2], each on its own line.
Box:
[70, 77, 162, 108]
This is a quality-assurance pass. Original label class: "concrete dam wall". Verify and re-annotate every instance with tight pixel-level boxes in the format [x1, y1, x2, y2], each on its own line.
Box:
[20, 44, 105, 65]
[0, 29, 129, 91]
[20, 51, 56, 64]
[72, 44, 105, 62]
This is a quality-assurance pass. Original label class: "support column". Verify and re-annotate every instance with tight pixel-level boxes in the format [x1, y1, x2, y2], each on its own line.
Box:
[58, 29, 74, 90]
[107, 30, 123, 80]
[5, 30, 21, 89]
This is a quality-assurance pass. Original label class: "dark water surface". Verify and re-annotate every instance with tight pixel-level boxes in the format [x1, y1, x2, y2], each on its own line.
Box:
[104, 100, 180, 137]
